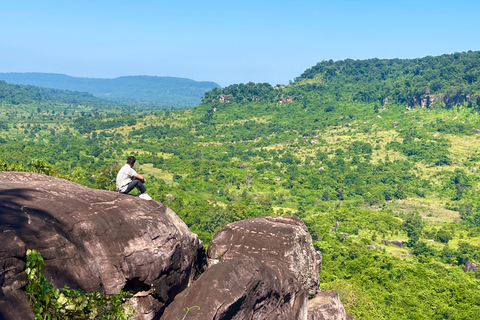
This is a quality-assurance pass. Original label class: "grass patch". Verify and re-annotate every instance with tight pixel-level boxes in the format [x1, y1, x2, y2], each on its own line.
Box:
[383, 199, 460, 223]
[272, 206, 298, 215]
[140, 163, 174, 184]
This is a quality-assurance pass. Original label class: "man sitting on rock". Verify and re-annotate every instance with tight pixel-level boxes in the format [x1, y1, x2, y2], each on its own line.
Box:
[116, 156, 152, 200]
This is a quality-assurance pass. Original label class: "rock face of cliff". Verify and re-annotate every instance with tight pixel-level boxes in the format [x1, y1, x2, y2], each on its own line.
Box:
[207, 216, 322, 298]
[0, 172, 206, 320]
[161, 216, 319, 320]
[161, 258, 308, 320]
[308, 291, 353, 320]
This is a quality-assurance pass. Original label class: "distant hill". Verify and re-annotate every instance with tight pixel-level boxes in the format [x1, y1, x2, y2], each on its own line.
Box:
[0, 73, 220, 108]
[203, 51, 480, 108]
[294, 50, 480, 105]
[0, 80, 113, 107]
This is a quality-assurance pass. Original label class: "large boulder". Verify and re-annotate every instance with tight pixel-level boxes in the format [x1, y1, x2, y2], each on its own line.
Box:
[0, 172, 206, 320]
[308, 291, 353, 320]
[207, 216, 322, 298]
[161, 258, 308, 320]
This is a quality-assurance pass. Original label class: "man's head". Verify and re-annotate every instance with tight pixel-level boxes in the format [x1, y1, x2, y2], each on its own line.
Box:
[126, 156, 136, 166]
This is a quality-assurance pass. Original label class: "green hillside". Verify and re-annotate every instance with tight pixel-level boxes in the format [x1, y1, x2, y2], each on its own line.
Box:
[204, 50, 480, 109]
[0, 73, 220, 108]
[296, 51, 480, 105]
[0, 80, 114, 107]
[1, 51, 480, 319]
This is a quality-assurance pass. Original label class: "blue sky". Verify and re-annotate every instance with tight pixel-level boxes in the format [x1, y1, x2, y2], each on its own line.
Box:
[1, 0, 479, 87]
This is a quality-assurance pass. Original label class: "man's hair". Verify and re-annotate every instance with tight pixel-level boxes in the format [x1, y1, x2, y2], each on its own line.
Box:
[126, 156, 136, 165]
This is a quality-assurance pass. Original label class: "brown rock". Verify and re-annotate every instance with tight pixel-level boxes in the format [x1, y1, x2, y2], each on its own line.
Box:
[207, 216, 322, 298]
[161, 259, 308, 320]
[381, 240, 403, 248]
[217, 95, 230, 103]
[390, 240, 403, 248]
[464, 261, 479, 273]
[0, 286, 35, 320]
[0, 172, 206, 320]
[308, 291, 353, 320]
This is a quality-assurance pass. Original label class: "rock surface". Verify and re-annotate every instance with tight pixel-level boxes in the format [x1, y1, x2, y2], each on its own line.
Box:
[161, 258, 308, 320]
[0, 172, 206, 320]
[381, 239, 404, 248]
[308, 291, 353, 320]
[464, 261, 479, 273]
[207, 216, 322, 298]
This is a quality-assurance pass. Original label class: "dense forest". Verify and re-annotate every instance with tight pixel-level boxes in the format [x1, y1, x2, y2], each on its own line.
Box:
[204, 50, 480, 108]
[1, 51, 480, 319]
[0, 73, 220, 108]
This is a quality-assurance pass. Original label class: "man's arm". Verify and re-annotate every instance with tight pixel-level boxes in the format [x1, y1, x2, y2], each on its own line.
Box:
[133, 173, 146, 183]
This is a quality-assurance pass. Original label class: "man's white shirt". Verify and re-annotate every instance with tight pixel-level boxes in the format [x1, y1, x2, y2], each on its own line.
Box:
[116, 164, 137, 192]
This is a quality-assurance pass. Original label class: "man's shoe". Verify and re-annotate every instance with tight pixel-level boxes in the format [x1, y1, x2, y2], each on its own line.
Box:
[139, 193, 152, 200]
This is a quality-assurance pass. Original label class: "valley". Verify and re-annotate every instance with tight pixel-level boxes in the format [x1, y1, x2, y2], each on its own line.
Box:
[1, 51, 480, 319]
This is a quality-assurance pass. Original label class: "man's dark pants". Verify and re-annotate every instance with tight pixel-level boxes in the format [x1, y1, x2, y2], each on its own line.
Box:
[123, 177, 146, 194]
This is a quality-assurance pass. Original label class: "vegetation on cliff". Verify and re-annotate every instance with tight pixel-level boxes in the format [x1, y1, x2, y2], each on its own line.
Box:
[25, 249, 134, 320]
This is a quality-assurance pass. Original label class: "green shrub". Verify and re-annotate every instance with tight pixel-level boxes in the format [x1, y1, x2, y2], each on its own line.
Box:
[25, 249, 135, 320]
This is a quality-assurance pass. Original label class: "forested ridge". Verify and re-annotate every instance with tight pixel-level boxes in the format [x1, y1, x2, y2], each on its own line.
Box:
[0, 73, 220, 109]
[0, 80, 114, 107]
[204, 50, 480, 109]
[1, 51, 480, 319]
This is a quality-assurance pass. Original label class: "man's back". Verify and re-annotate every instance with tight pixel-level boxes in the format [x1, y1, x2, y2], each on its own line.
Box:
[116, 164, 136, 192]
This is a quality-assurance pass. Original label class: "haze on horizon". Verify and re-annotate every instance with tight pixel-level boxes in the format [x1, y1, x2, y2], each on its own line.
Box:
[1, 0, 479, 87]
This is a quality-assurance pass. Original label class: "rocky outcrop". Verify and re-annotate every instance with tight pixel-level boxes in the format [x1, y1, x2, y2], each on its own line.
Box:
[166, 216, 327, 319]
[0, 172, 206, 320]
[207, 216, 322, 298]
[308, 291, 353, 320]
[464, 261, 479, 273]
[278, 96, 293, 104]
[382, 240, 403, 248]
[1, 172, 352, 320]
[216, 95, 230, 103]
[161, 259, 307, 320]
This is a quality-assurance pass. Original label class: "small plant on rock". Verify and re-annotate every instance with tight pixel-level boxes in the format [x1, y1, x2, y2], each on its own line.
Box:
[25, 249, 135, 320]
